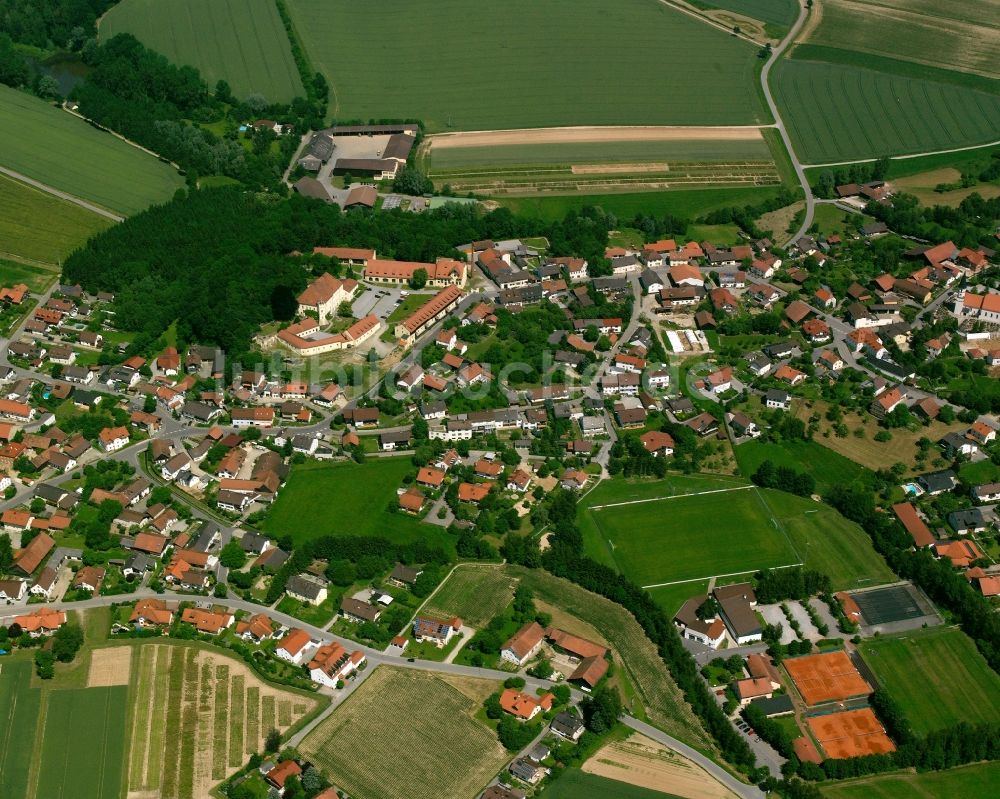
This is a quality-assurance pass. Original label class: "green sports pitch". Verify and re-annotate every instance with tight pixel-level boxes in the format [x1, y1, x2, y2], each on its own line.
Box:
[100, 0, 304, 103]
[287, 0, 770, 132]
[580, 476, 893, 590]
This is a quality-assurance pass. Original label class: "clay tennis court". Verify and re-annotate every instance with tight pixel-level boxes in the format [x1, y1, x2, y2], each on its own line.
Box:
[427, 125, 765, 149]
[785, 651, 872, 706]
[807, 708, 896, 759]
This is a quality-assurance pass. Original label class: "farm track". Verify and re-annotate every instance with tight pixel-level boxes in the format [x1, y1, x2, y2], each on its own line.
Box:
[0, 165, 123, 222]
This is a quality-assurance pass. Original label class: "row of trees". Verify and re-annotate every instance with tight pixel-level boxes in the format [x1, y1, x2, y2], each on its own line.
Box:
[751, 460, 816, 497]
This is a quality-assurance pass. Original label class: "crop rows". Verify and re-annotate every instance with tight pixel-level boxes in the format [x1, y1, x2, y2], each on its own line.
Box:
[423, 566, 518, 627]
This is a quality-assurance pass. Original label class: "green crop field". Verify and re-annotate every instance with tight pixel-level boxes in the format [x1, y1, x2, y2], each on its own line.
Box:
[0, 173, 112, 264]
[0, 660, 41, 799]
[101, 0, 304, 103]
[262, 458, 454, 552]
[287, 0, 769, 131]
[423, 566, 518, 627]
[821, 762, 1000, 799]
[35, 686, 128, 799]
[801, 0, 1000, 81]
[696, 0, 798, 27]
[546, 769, 684, 799]
[0, 85, 184, 215]
[584, 485, 800, 586]
[773, 58, 1000, 163]
[302, 667, 509, 799]
[858, 627, 1000, 736]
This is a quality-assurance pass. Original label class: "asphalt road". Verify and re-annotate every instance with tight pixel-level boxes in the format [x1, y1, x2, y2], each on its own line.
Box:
[759, 2, 814, 248]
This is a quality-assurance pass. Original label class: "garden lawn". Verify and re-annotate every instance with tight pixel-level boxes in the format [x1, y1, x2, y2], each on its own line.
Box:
[385, 292, 437, 325]
[959, 459, 1000, 486]
[287, 0, 768, 131]
[546, 769, 684, 799]
[821, 761, 1000, 799]
[100, 0, 304, 102]
[423, 565, 517, 628]
[584, 486, 800, 586]
[858, 627, 1000, 736]
[0, 174, 112, 264]
[262, 458, 454, 552]
[0, 660, 40, 799]
[35, 685, 128, 799]
[773, 58, 1000, 163]
[0, 85, 184, 215]
[734, 438, 868, 495]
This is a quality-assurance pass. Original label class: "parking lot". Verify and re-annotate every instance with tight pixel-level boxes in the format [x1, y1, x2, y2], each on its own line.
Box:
[352, 284, 405, 323]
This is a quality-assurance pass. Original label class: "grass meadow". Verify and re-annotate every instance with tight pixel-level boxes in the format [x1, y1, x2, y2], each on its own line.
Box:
[0, 660, 40, 799]
[0, 173, 112, 264]
[35, 686, 128, 799]
[0, 258, 57, 293]
[287, 0, 769, 131]
[0, 85, 184, 214]
[821, 762, 1000, 799]
[772, 58, 1000, 163]
[802, 0, 1000, 81]
[301, 667, 508, 799]
[423, 566, 518, 628]
[100, 0, 304, 103]
[734, 438, 868, 495]
[858, 627, 1000, 736]
[262, 457, 454, 552]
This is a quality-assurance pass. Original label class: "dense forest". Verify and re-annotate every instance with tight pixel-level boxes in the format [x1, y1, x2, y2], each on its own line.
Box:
[61, 188, 616, 358]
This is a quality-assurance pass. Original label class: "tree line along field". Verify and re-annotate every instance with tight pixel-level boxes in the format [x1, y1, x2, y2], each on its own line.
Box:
[128, 643, 318, 799]
[858, 627, 1000, 737]
[100, 0, 304, 103]
[579, 476, 892, 591]
[509, 566, 715, 752]
[301, 667, 510, 799]
[801, 0, 1000, 82]
[820, 761, 1000, 799]
[0, 173, 113, 265]
[34, 685, 128, 799]
[422, 565, 518, 628]
[261, 457, 454, 553]
[0, 85, 184, 215]
[286, 0, 769, 132]
[772, 57, 1000, 163]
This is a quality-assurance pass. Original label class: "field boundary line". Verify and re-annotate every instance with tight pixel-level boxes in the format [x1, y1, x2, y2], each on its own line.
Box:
[589, 484, 753, 510]
[803, 137, 1000, 168]
[642, 561, 803, 589]
[752, 486, 802, 563]
[0, 165, 123, 222]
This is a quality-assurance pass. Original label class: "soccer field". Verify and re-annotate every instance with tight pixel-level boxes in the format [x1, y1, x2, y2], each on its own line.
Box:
[262, 457, 454, 552]
[587, 486, 801, 586]
[35, 686, 128, 799]
[287, 0, 769, 131]
[0, 173, 112, 264]
[858, 627, 1000, 736]
[773, 58, 1000, 163]
[101, 0, 304, 103]
[0, 85, 184, 215]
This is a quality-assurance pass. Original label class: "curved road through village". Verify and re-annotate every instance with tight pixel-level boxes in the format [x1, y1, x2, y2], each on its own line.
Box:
[760, 2, 813, 248]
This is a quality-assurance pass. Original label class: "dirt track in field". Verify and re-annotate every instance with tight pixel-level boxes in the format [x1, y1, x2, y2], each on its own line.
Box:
[571, 163, 672, 174]
[427, 126, 766, 149]
[583, 733, 738, 799]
